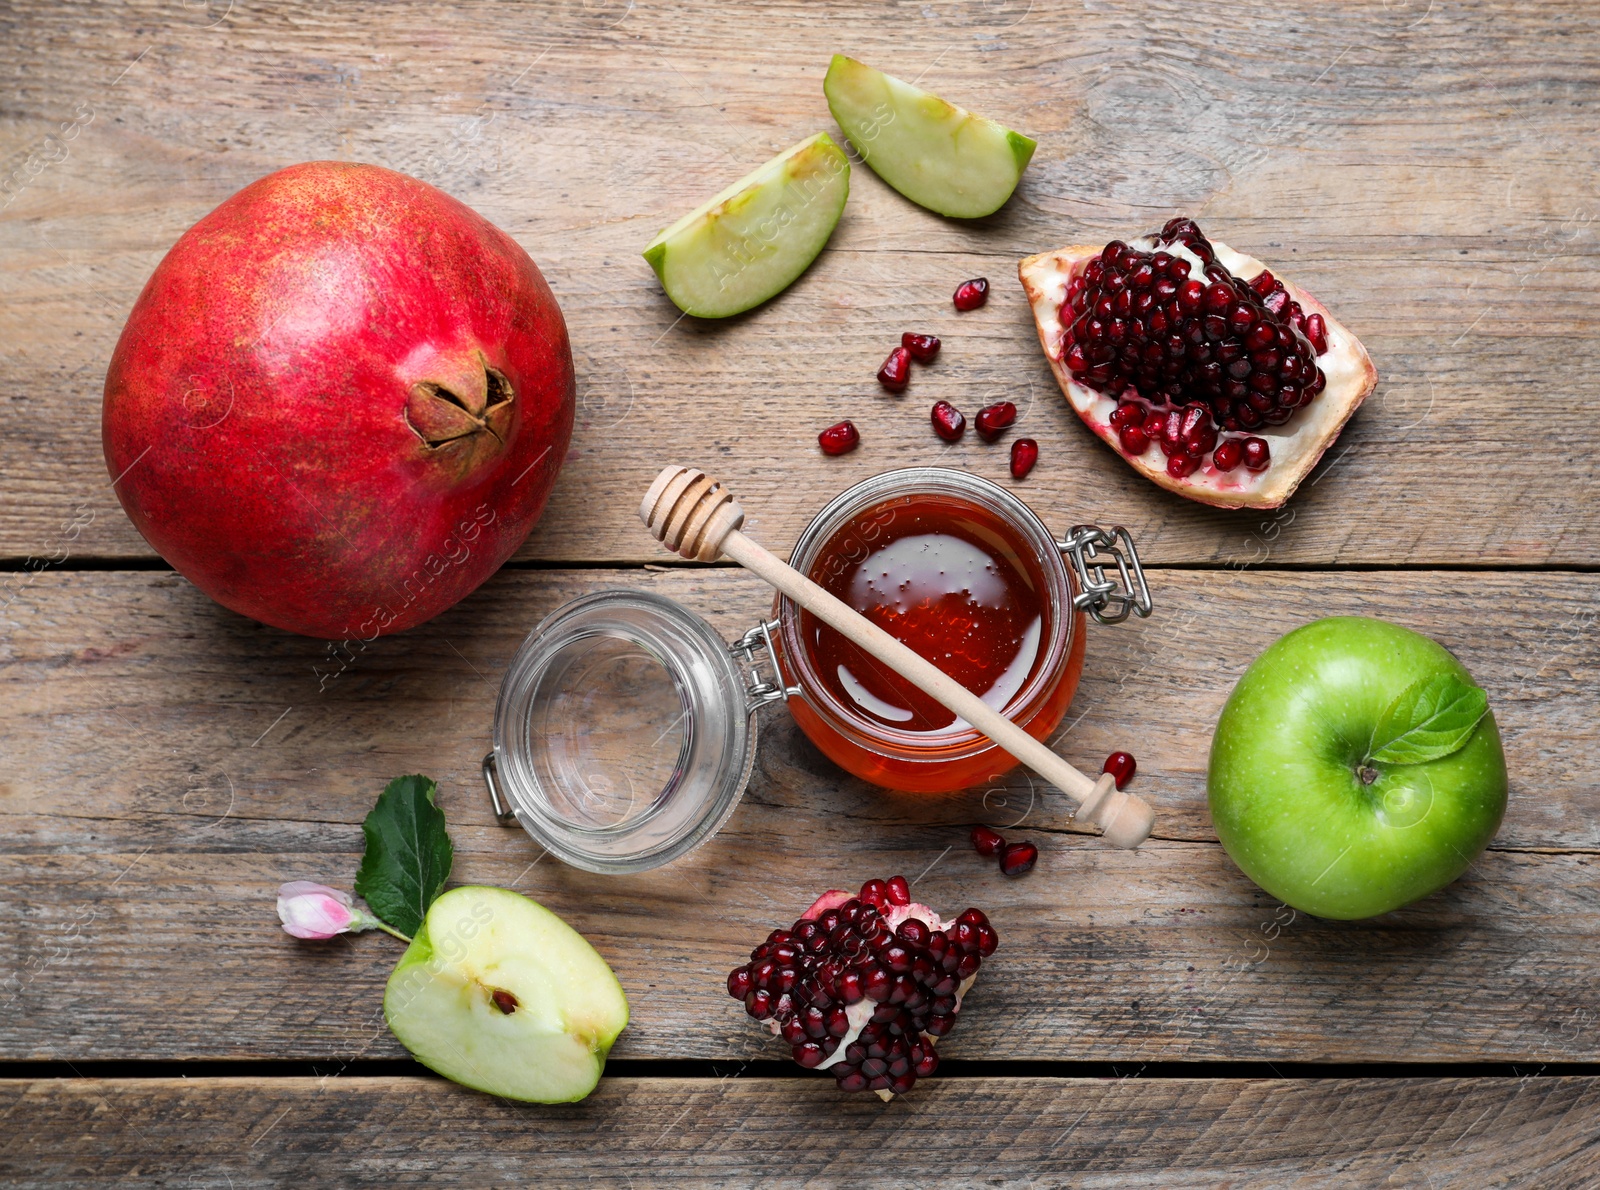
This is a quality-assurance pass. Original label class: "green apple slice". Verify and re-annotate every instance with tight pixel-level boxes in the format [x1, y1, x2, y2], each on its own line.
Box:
[643, 132, 850, 318]
[824, 54, 1036, 219]
[384, 886, 628, 1103]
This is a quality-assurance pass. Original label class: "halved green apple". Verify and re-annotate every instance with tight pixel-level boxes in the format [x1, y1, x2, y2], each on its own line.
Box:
[383, 886, 628, 1103]
[824, 54, 1035, 219]
[643, 131, 850, 318]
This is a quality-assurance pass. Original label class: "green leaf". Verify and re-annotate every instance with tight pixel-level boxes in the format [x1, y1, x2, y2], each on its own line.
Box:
[354, 775, 454, 938]
[1368, 673, 1490, 766]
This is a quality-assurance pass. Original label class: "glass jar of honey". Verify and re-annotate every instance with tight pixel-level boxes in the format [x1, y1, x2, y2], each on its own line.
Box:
[483, 467, 1149, 873]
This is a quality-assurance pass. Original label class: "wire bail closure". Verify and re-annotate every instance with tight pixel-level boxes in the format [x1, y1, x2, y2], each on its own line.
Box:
[1059, 525, 1153, 626]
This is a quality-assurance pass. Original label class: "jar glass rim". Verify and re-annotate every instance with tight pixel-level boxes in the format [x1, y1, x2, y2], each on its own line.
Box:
[777, 467, 1075, 760]
[491, 589, 757, 874]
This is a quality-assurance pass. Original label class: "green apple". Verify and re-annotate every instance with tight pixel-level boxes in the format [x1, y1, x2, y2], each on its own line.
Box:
[643, 131, 850, 318]
[823, 54, 1036, 219]
[1208, 617, 1507, 920]
[384, 886, 628, 1102]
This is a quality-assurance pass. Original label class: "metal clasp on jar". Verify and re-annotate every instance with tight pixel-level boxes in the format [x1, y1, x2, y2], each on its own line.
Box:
[730, 618, 801, 710]
[1058, 526, 1153, 625]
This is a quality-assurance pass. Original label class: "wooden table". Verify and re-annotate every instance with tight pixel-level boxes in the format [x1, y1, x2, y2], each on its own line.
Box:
[3, 0, 1597, 1184]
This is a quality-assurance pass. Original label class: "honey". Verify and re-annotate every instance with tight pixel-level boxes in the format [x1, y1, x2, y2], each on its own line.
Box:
[777, 473, 1085, 793]
[801, 494, 1051, 733]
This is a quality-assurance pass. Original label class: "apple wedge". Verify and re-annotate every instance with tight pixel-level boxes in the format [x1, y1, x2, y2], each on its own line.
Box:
[643, 132, 850, 318]
[384, 885, 628, 1103]
[824, 54, 1035, 219]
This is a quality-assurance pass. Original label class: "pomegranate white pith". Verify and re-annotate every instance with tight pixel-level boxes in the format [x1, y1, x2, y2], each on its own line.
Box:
[726, 876, 996, 1100]
[1020, 232, 1377, 509]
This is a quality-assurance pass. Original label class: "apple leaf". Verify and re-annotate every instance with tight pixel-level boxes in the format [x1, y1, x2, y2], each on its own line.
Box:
[1367, 674, 1490, 766]
[354, 774, 454, 938]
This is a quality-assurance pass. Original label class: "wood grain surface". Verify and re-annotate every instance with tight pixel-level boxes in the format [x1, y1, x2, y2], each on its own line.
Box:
[4, 0, 1598, 1182]
[3, 568, 1595, 1063]
[3, 1076, 1598, 1188]
[2, 0, 1597, 566]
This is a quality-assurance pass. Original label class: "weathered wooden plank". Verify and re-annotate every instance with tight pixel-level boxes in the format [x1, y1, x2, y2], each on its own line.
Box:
[3, 568, 1593, 850]
[2, 568, 1596, 1062]
[2, 0, 1597, 565]
[2, 1076, 1597, 1188]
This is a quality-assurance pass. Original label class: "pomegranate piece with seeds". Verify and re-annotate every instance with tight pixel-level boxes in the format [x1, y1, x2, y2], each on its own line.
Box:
[1019, 218, 1377, 509]
[726, 876, 998, 1099]
[901, 332, 941, 363]
[975, 401, 1017, 441]
[953, 277, 989, 311]
[818, 420, 860, 456]
[878, 345, 912, 393]
[1009, 437, 1038, 479]
[930, 400, 966, 442]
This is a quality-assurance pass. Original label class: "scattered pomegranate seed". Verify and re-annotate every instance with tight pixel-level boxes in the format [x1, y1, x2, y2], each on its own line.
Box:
[1241, 436, 1271, 471]
[726, 877, 999, 1096]
[952, 277, 989, 311]
[1102, 751, 1137, 790]
[817, 420, 860, 456]
[1009, 438, 1038, 479]
[971, 826, 1006, 856]
[930, 401, 966, 442]
[878, 346, 911, 393]
[1059, 218, 1325, 465]
[975, 401, 1017, 441]
[901, 332, 941, 363]
[999, 841, 1037, 876]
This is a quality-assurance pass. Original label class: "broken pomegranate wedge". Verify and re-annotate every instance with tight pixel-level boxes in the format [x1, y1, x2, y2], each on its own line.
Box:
[1019, 218, 1377, 508]
[726, 876, 997, 1100]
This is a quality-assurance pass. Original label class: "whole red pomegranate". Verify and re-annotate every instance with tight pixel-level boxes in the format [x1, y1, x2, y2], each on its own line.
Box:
[103, 161, 574, 639]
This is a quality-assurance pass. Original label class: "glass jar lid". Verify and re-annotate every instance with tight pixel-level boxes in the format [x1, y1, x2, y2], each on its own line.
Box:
[485, 589, 757, 874]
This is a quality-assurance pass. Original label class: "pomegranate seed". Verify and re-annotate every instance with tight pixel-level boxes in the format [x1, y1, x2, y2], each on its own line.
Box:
[1305, 313, 1328, 354]
[1212, 439, 1243, 471]
[1009, 438, 1038, 479]
[1109, 402, 1142, 429]
[999, 841, 1037, 877]
[971, 826, 1006, 856]
[1166, 452, 1200, 478]
[1241, 436, 1271, 471]
[930, 401, 966, 442]
[886, 876, 911, 906]
[1118, 424, 1150, 455]
[952, 277, 989, 311]
[878, 346, 911, 392]
[975, 401, 1017, 440]
[902, 332, 941, 363]
[817, 420, 859, 456]
[1102, 751, 1137, 789]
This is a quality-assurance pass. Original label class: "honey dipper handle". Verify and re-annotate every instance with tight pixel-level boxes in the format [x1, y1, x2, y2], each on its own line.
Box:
[719, 529, 1155, 849]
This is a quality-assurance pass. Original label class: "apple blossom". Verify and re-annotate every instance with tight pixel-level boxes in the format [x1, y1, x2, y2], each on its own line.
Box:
[277, 881, 390, 940]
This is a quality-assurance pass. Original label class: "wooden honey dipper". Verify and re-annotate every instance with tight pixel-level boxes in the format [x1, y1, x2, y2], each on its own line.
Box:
[640, 466, 1156, 849]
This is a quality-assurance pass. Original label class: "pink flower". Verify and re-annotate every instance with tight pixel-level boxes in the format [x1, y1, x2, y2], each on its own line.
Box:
[277, 881, 381, 939]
